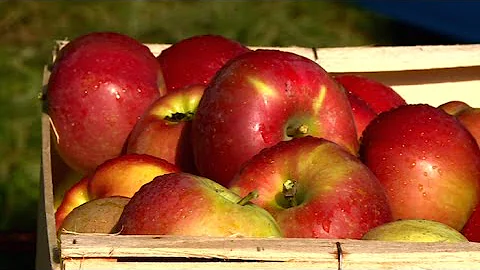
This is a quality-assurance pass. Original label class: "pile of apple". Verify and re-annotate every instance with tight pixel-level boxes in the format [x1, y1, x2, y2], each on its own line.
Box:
[49, 32, 479, 242]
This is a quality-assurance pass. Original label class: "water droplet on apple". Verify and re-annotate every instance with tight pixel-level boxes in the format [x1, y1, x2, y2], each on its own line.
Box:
[83, 90, 88, 97]
[410, 162, 416, 168]
[437, 169, 443, 175]
[423, 172, 428, 177]
[418, 184, 424, 191]
[402, 181, 408, 186]
[422, 192, 427, 197]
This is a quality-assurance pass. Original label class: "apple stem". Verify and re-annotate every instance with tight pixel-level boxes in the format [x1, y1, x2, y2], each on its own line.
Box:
[164, 112, 194, 122]
[237, 190, 259, 206]
[283, 180, 298, 207]
[286, 124, 309, 138]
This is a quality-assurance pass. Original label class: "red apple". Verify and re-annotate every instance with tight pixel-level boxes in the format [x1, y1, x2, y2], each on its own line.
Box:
[55, 153, 179, 231]
[229, 136, 392, 239]
[360, 104, 480, 230]
[157, 34, 250, 92]
[345, 90, 377, 139]
[455, 108, 480, 146]
[335, 74, 406, 114]
[88, 153, 180, 199]
[462, 204, 480, 242]
[47, 32, 165, 174]
[125, 84, 205, 173]
[192, 49, 359, 186]
[116, 172, 282, 237]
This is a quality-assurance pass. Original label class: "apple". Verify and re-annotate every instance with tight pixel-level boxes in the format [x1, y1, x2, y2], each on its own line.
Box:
[229, 136, 392, 239]
[47, 32, 165, 174]
[157, 34, 250, 92]
[88, 153, 180, 199]
[335, 74, 406, 114]
[454, 108, 480, 146]
[191, 49, 359, 186]
[360, 104, 480, 230]
[345, 90, 377, 139]
[59, 196, 130, 234]
[462, 204, 480, 242]
[115, 172, 283, 237]
[55, 153, 179, 231]
[362, 219, 468, 243]
[51, 142, 83, 210]
[125, 84, 205, 173]
[438, 100, 472, 116]
[55, 176, 90, 231]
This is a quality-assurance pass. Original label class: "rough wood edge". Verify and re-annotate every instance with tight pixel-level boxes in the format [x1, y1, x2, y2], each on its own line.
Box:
[59, 234, 480, 268]
[54, 40, 480, 72]
[61, 259, 480, 270]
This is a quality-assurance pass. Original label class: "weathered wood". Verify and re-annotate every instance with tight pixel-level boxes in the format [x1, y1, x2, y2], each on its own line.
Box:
[60, 234, 480, 269]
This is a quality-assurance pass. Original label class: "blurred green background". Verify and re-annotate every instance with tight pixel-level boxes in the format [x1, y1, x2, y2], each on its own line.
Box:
[0, 1, 460, 269]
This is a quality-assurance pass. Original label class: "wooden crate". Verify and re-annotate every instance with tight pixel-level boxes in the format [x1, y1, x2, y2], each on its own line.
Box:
[36, 42, 480, 270]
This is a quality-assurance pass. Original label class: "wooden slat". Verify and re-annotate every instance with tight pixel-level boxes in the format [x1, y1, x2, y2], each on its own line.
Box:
[56, 40, 480, 72]
[63, 260, 337, 270]
[60, 234, 480, 269]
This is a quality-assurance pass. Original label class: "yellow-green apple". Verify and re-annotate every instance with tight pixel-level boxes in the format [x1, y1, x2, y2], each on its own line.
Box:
[362, 219, 468, 243]
[462, 204, 480, 242]
[229, 136, 392, 239]
[360, 104, 480, 230]
[157, 34, 250, 92]
[88, 153, 180, 199]
[125, 84, 205, 173]
[345, 90, 377, 139]
[59, 196, 130, 234]
[47, 32, 165, 174]
[335, 74, 406, 114]
[191, 49, 359, 186]
[55, 176, 90, 231]
[116, 172, 282, 237]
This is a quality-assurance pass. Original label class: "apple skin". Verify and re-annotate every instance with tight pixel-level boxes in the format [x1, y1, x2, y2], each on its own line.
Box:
[55, 153, 179, 231]
[438, 100, 472, 116]
[116, 172, 283, 237]
[362, 219, 468, 243]
[462, 204, 480, 242]
[360, 104, 480, 230]
[335, 74, 406, 114]
[157, 34, 250, 92]
[192, 49, 359, 186]
[47, 32, 165, 174]
[229, 136, 392, 239]
[345, 90, 377, 139]
[55, 176, 90, 231]
[59, 196, 130, 234]
[125, 84, 205, 173]
[88, 153, 180, 199]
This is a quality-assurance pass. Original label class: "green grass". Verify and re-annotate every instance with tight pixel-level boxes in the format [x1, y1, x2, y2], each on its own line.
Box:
[0, 1, 395, 232]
